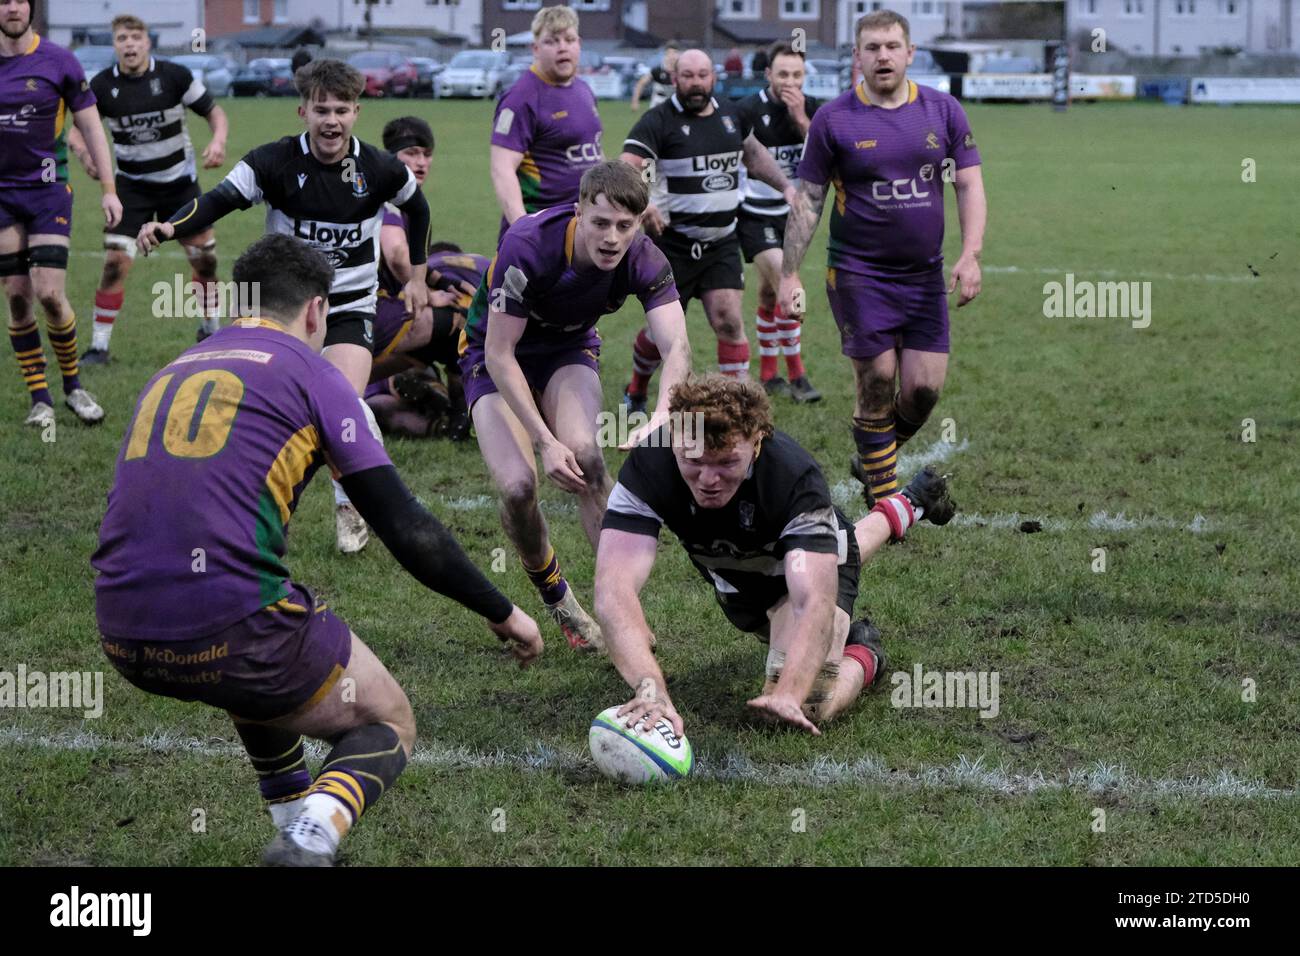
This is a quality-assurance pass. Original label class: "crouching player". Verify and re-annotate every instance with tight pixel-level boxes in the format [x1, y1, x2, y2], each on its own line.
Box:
[594, 374, 955, 735]
[91, 235, 542, 866]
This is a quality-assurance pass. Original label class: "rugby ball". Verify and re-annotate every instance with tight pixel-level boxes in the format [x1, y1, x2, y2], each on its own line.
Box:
[589, 706, 693, 783]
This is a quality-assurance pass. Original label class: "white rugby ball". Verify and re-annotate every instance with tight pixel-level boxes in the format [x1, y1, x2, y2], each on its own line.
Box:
[589, 706, 693, 783]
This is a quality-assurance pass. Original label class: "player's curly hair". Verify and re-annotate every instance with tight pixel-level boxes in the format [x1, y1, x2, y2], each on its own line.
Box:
[294, 58, 364, 103]
[668, 374, 774, 451]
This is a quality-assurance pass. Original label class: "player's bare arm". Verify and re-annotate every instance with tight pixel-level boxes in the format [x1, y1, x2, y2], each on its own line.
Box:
[394, 188, 431, 314]
[489, 145, 528, 225]
[380, 220, 411, 286]
[65, 126, 98, 180]
[630, 72, 650, 110]
[950, 164, 986, 307]
[72, 105, 121, 227]
[741, 132, 794, 202]
[778, 179, 827, 317]
[618, 151, 665, 235]
[200, 103, 229, 168]
[594, 528, 684, 737]
[483, 309, 586, 493]
[621, 301, 690, 449]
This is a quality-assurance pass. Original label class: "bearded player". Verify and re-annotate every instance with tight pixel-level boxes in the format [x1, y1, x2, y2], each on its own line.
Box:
[1, 0, 121, 427]
[93, 235, 542, 867]
[595, 374, 957, 736]
[779, 10, 986, 505]
[460, 161, 689, 651]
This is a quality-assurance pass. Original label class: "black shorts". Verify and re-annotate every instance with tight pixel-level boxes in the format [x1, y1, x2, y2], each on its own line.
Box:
[715, 532, 862, 641]
[325, 308, 376, 351]
[654, 229, 744, 306]
[737, 211, 786, 263]
[110, 175, 202, 239]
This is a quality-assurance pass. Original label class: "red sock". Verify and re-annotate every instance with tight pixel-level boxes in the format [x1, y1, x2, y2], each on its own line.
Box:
[843, 645, 878, 688]
[871, 493, 916, 541]
[628, 327, 660, 397]
[93, 288, 124, 326]
[756, 305, 779, 381]
[775, 306, 805, 380]
[717, 339, 750, 379]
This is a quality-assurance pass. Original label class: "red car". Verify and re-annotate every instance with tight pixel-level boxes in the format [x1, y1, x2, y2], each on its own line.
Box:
[347, 51, 418, 97]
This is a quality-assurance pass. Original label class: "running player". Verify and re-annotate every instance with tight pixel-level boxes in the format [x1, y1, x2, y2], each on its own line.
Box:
[93, 234, 542, 867]
[489, 5, 603, 241]
[1, 0, 121, 427]
[618, 48, 797, 413]
[136, 58, 431, 552]
[595, 374, 957, 736]
[460, 161, 689, 651]
[734, 42, 822, 403]
[779, 9, 986, 505]
[629, 45, 677, 112]
[72, 14, 229, 363]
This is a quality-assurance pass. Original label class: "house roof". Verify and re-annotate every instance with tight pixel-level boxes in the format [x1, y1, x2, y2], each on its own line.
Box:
[220, 25, 326, 48]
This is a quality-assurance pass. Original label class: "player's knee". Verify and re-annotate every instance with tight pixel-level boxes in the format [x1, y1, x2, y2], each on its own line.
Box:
[858, 372, 894, 412]
[101, 255, 129, 287]
[903, 384, 941, 422]
[35, 289, 65, 317]
[758, 285, 777, 310]
[385, 694, 417, 755]
[500, 473, 539, 513]
[574, 447, 607, 490]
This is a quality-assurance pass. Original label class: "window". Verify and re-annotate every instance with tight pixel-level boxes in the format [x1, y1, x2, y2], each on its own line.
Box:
[1172, 0, 1196, 15]
[574, 0, 611, 10]
[720, 0, 761, 19]
[1078, 0, 1098, 14]
[273, 0, 288, 23]
[1217, 0, 1239, 14]
[1122, 0, 1146, 15]
[243, 0, 260, 25]
[913, 0, 939, 16]
[503, 1, 542, 10]
[781, 0, 820, 17]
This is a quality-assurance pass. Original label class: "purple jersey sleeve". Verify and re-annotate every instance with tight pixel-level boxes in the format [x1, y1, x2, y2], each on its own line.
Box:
[491, 82, 537, 154]
[630, 237, 679, 312]
[796, 107, 834, 187]
[946, 100, 981, 170]
[487, 228, 542, 321]
[60, 48, 95, 112]
[308, 365, 392, 478]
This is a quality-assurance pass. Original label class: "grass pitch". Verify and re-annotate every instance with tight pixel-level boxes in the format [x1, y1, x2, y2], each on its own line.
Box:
[1, 98, 1298, 866]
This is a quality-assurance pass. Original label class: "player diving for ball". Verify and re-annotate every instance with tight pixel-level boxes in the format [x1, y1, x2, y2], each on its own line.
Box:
[460, 160, 689, 652]
[92, 235, 542, 867]
[594, 374, 956, 735]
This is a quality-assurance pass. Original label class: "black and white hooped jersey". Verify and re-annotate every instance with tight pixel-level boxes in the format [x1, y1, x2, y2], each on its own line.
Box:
[602, 429, 853, 602]
[89, 58, 213, 185]
[623, 94, 753, 243]
[214, 133, 418, 314]
[735, 88, 822, 217]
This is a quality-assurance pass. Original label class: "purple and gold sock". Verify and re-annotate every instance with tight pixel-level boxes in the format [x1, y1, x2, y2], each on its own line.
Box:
[9, 320, 53, 407]
[44, 312, 81, 394]
[894, 402, 925, 447]
[234, 722, 312, 803]
[853, 415, 899, 499]
[524, 548, 569, 606]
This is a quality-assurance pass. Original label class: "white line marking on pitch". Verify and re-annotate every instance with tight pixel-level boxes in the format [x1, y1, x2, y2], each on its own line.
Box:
[1, 726, 1290, 799]
[983, 265, 1263, 285]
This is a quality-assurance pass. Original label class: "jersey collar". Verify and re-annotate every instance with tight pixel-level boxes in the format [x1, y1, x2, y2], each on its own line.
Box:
[854, 78, 919, 107]
[112, 56, 156, 78]
[670, 93, 720, 114]
[563, 214, 578, 265]
[17, 33, 40, 55]
[299, 132, 361, 160]
[232, 317, 292, 336]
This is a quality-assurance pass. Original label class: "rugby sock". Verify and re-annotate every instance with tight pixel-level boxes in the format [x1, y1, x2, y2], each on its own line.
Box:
[894, 395, 925, 447]
[45, 313, 82, 394]
[871, 493, 923, 541]
[755, 306, 780, 381]
[842, 645, 879, 689]
[9, 321, 53, 407]
[853, 415, 899, 499]
[91, 289, 123, 351]
[628, 327, 661, 398]
[776, 306, 806, 380]
[196, 276, 222, 335]
[717, 339, 750, 379]
[234, 722, 312, 827]
[333, 477, 351, 508]
[288, 724, 408, 855]
[525, 548, 569, 607]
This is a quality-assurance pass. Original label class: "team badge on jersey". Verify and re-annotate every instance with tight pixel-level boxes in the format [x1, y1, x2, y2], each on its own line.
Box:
[496, 108, 515, 135]
[350, 172, 368, 197]
[150, 77, 163, 97]
[925, 131, 940, 149]
[721, 115, 736, 134]
[110, 87, 119, 97]
[25, 78, 37, 91]
[762, 114, 771, 126]
[738, 501, 755, 529]
[681, 124, 690, 136]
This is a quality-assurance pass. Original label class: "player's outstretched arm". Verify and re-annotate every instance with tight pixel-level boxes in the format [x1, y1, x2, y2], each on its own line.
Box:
[340, 464, 543, 666]
[950, 165, 986, 307]
[593, 528, 682, 736]
[741, 132, 793, 199]
[200, 104, 229, 168]
[778, 179, 827, 319]
[489, 146, 528, 225]
[72, 105, 120, 227]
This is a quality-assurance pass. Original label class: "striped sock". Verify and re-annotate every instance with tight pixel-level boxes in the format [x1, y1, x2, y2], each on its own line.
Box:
[871, 492, 924, 541]
[756, 306, 780, 381]
[9, 321, 53, 407]
[628, 327, 661, 398]
[197, 275, 222, 335]
[842, 644, 879, 689]
[524, 548, 568, 606]
[44, 312, 81, 394]
[776, 306, 805, 380]
[91, 288, 123, 351]
[853, 415, 899, 499]
[717, 339, 750, 379]
[290, 724, 408, 854]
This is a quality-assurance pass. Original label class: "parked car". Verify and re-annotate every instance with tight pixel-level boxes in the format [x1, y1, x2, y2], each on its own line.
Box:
[168, 53, 234, 97]
[231, 58, 295, 97]
[73, 45, 118, 80]
[435, 49, 510, 99]
[347, 50, 419, 98]
[498, 54, 533, 93]
[408, 57, 442, 97]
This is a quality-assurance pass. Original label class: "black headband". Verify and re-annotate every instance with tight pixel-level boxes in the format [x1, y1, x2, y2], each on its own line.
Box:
[387, 135, 432, 154]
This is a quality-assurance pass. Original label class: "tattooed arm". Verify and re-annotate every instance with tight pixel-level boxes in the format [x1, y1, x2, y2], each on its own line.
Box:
[777, 179, 827, 319]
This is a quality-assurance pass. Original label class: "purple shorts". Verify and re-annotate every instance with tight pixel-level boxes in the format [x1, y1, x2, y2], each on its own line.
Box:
[825, 267, 949, 359]
[100, 583, 352, 722]
[459, 335, 601, 410]
[373, 294, 414, 359]
[0, 183, 74, 238]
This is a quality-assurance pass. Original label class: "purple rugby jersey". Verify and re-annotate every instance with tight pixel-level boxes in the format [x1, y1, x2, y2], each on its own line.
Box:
[797, 79, 980, 278]
[491, 66, 604, 231]
[462, 204, 678, 358]
[92, 319, 391, 640]
[0, 34, 96, 187]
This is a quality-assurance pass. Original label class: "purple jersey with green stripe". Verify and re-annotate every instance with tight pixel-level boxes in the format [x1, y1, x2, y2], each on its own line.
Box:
[93, 319, 391, 641]
[463, 204, 678, 358]
[491, 67, 604, 228]
[797, 80, 980, 277]
[0, 34, 95, 186]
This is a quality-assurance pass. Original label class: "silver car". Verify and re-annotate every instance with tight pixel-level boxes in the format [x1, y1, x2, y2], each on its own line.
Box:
[168, 54, 235, 97]
[436, 49, 510, 99]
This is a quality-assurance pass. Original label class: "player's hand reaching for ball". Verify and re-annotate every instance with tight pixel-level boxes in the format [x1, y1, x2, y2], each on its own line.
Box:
[488, 605, 544, 668]
[778, 272, 804, 321]
[747, 692, 821, 735]
[102, 193, 123, 230]
[540, 437, 587, 494]
[136, 219, 174, 255]
[947, 253, 982, 307]
[617, 678, 685, 740]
